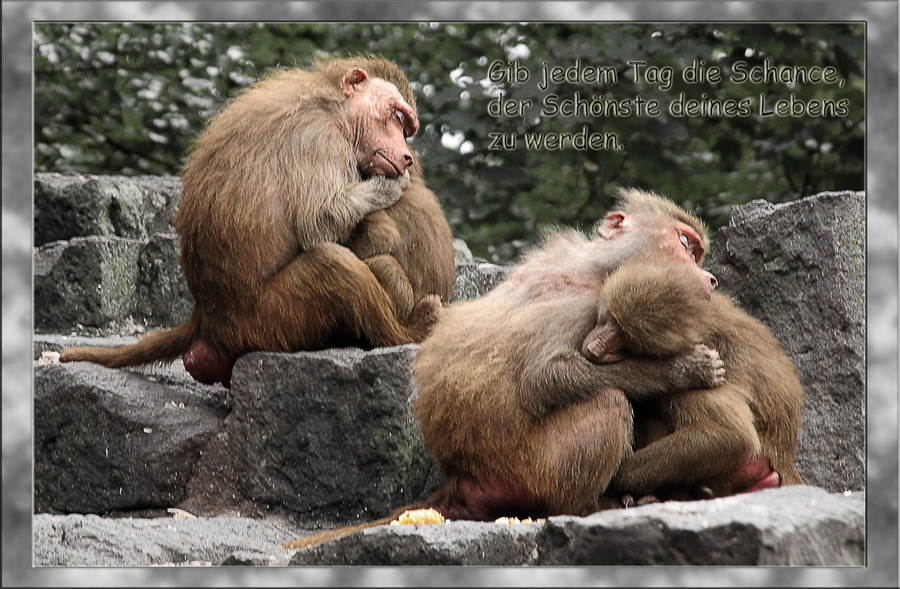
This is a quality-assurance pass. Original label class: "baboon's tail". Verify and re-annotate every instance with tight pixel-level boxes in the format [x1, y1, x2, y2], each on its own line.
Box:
[283, 490, 450, 550]
[282, 513, 401, 550]
[59, 318, 197, 368]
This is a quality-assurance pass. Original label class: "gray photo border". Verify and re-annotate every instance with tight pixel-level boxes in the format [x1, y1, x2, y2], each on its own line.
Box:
[4, 2, 897, 587]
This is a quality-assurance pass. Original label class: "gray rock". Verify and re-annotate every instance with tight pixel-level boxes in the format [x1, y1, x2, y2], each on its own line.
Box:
[34, 173, 181, 247]
[32, 513, 293, 567]
[34, 233, 190, 335]
[34, 236, 144, 334]
[452, 261, 513, 302]
[34, 358, 228, 514]
[287, 486, 863, 566]
[709, 191, 865, 493]
[534, 486, 864, 567]
[293, 518, 542, 566]
[32, 337, 444, 527]
[229, 345, 444, 528]
[135, 232, 193, 327]
[31, 487, 862, 567]
[452, 237, 474, 263]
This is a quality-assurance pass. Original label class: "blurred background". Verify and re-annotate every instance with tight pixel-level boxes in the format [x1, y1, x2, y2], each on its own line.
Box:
[33, 22, 864, 262]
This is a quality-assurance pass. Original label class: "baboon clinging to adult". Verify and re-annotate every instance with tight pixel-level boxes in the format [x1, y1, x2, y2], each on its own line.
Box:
[61, 57, 455, 387]
[346, 151, 455, 329]
[583, 257, 804, 502]
[319, 56, 455, 322]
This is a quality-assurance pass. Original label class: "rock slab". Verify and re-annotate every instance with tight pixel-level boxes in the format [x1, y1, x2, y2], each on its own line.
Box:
[32, 513, 292, 567]
[709, 191, 866, 492]
[34, 356, 228, 515]
[34, 173, 180, 247]
[35, 233, 192, 334]
[288, 487, 864, 567]
[32, 486, 863, 567]
[229, 346, 445, 527]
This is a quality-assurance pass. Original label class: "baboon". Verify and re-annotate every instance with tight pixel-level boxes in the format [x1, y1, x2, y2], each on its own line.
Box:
[320, 56, 455, 317]
[61, 57, 455, 387]
[583, 258, 804, 502]
[346, 151, 455, 326]
[284, 189, 729, 549]
[581, 258, 716, 364]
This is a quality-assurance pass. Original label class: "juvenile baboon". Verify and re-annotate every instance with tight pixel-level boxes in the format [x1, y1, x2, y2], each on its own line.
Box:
[583, 258, 804, 501]
[61, 57, 455, 387]
[284, 189, 727, 549]
[581, 258, 716, 364]
[346, 150, 455, 325]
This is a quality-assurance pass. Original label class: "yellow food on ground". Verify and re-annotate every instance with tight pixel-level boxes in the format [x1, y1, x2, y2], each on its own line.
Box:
[389, 508, 445, 525]
[494, 517, 534, 524]
[36, 351, 61, 365]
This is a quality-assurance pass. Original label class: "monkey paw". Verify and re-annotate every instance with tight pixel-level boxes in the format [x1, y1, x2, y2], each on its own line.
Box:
[687, 343, 726, 388]
[370, 174, 407, 210]
[583, 335, 626, 364]
[581, 318, 627, 364]
[408, 294, 444, 342]
[636, 494, 658, 506]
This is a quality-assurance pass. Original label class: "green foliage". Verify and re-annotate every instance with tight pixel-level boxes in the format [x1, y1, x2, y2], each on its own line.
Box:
[34, 22, 864, 262]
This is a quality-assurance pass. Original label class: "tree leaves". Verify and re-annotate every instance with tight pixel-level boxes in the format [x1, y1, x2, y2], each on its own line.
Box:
[34, 22, 864, 262]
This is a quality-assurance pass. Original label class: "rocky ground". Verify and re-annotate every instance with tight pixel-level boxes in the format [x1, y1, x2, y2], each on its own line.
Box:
[32, 174, 866, 567]
[33, 486, 864, 567]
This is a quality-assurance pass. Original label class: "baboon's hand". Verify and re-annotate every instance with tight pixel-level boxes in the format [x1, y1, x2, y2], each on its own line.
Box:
[407, 294, 445, 342]
[363, 170, 408, 212]
[676, 344, 726, 389]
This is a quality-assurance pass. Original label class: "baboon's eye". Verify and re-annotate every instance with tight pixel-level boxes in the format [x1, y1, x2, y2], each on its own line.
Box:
[680, 232, 703, 263]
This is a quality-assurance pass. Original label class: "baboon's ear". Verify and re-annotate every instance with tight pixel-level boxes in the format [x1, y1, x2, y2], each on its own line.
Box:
[340, 68, 369, 97]
[599, 211, 629, 240]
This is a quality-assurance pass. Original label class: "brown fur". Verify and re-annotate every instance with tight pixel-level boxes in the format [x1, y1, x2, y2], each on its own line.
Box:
[322, 57, 454, 317]
[412, 286, 723, 517]
[590, 267, 805, 498]
[499, 188, 712, 308]
[346, 152, 455, 328]
[602, 259, 712, 357]
[582, 258, 716, 363]
[60, 57, 454, 386]
[283, 190, 726, 550]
